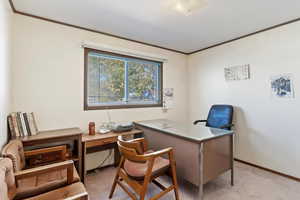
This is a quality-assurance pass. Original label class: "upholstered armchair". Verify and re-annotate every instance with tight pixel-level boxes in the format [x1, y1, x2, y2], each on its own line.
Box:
[1, 140, 81, 199]
[0, 158, 88, 200]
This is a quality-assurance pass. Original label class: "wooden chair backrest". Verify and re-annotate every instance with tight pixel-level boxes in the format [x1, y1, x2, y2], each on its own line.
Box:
[117, 136, 148, 163]
[2, 140, 25, 172]
[117, 136, 144, 154]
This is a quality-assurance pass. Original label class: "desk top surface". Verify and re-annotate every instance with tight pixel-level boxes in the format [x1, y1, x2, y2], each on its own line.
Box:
[134, 119, 233, 143]
[82, 129, 143, 142]
[18, 127, 82, 142]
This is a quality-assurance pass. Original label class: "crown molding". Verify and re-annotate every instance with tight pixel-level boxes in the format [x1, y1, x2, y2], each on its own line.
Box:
[8, 0, 300, 55]
[189, 17, 300, 55]
[8, 0, 188, 55]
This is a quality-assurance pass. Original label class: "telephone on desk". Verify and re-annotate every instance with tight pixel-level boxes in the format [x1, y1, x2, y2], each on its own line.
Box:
[112, 122, 134, 133]
[99, 122, 134, 134]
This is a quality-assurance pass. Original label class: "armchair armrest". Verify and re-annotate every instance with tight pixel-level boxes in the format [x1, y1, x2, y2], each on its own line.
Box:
[24, 145, 67, 161]
[193, 120, 207, 125]
[27, 182, 88, 200]
[15, 160, 74, 184]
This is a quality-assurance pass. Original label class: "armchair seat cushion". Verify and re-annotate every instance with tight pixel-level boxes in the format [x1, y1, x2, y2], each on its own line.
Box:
[15, 166, 80, 200]
[124, 151, 170, 180]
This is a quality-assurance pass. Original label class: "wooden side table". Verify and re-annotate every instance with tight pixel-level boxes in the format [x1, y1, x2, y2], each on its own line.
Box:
[16, 127, 83, 179]
[81, 129, 143, 183]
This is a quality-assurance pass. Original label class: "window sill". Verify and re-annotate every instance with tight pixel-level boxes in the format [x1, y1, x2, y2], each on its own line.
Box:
[84, 104, 163, 110]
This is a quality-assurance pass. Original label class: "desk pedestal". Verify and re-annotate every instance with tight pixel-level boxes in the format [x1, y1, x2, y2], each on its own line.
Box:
[136, 126, 234, 200]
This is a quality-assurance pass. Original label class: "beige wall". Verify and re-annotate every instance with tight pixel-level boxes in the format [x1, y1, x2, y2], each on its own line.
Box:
[188, 21, 300, 178]
[11, 15, 188, 133]
[0, 1, 12, 148]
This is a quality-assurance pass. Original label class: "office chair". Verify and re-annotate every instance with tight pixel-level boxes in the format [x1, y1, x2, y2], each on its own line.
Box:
[193, 105, 234, 130]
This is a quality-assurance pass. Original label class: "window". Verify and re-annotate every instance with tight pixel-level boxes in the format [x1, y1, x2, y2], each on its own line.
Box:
[84, 48, 163, 110]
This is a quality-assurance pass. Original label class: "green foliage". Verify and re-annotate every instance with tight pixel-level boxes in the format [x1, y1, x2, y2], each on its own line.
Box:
[128, 61, 158, 100]
[88, 53, 160, 105]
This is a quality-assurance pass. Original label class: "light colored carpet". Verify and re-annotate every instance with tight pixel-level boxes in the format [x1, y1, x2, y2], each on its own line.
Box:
[86, 161, 300, 200]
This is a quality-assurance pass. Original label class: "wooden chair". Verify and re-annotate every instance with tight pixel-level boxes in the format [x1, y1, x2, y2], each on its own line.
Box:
[0, 157, 88, 200]
[1, 140, 80, 199]
[109, 136, 179, 200]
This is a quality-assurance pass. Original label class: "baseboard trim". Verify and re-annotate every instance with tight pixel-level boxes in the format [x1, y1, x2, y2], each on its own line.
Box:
[234, 158, 300, 182]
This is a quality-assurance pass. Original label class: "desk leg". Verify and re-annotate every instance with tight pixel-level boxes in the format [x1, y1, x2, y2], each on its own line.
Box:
[114, 144, 120, 167]
[82, 142, 86, 184]
[196, 143, 204, 200]
[230, 135, 234, 186]
[197, 185, 203, 200]
[78, 135, 83, 180]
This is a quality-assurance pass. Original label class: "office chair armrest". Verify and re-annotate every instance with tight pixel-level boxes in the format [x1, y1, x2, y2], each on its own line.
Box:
[193, 120, 207, 125]
[220, 124, 234, 129]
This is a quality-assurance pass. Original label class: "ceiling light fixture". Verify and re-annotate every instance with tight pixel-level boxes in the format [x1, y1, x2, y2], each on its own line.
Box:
[173, 0, 207, 15]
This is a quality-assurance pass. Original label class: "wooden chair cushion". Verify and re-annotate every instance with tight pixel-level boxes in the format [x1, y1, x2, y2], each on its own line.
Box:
[23, 182, 87, 200]
[2, 140, 26, 172]
[15, 166, 80, 200]
[124, 152, 170, 180]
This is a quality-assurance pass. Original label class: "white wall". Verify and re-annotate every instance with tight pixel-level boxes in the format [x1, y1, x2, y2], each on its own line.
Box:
[188, 21, 300, 178]
[11, 15, 188, 133]
[0, 1, 12, 148]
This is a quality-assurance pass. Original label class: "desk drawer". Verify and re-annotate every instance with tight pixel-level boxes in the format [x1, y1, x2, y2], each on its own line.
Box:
[86, 137, 117, 148]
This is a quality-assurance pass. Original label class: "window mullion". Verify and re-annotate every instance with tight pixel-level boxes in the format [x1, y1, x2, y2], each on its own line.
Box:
[156, 64, 160, 102]
[124, 61, 129, 103]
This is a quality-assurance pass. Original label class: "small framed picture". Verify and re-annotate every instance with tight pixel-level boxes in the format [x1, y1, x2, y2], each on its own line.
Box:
[270, 74, 294, 98]
[224, 64, 250, 81]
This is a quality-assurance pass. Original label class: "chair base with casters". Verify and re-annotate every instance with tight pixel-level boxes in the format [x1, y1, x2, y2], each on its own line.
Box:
[109, 137, 180, 200]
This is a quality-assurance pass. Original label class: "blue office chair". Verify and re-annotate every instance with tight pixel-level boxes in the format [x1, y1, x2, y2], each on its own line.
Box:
[193, 105, 234, 130]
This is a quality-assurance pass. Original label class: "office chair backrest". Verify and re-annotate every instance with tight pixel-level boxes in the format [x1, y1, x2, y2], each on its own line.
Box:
[206, 105, 233, 130]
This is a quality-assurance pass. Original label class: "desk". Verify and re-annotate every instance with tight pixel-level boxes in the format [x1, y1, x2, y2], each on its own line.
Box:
[81, 129, 143, 183]
[134, 119, 234, 200]
[17, 128, 83, 179]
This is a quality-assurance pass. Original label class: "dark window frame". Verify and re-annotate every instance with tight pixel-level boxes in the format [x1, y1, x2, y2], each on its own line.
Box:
[84, 48, 163, 110]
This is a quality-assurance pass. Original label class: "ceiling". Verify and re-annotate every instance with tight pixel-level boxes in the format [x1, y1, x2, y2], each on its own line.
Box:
[12, 0, 300, 54]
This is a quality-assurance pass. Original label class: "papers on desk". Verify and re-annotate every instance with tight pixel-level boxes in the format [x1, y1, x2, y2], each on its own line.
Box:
[99, 128, 110, 134]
